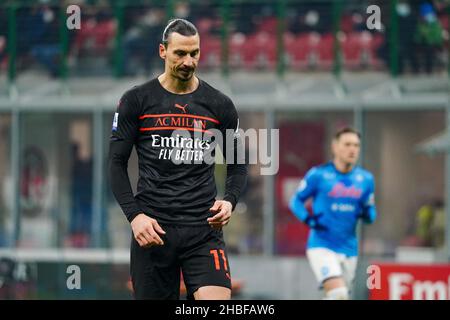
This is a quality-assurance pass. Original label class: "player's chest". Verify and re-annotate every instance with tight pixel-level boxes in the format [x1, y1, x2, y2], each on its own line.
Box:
[138, 96, 221, 136]
[320, 175, 365, 202]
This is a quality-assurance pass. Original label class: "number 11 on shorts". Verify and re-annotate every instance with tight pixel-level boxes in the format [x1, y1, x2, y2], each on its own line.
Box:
[210, 249, 228, 271]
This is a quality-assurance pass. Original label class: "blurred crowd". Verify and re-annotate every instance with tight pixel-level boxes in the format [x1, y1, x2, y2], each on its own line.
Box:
[377, 0, 449, 74]
[402, 199, 446, 248]
[0, 0, 448, 77]
[0, 1, 448, 254]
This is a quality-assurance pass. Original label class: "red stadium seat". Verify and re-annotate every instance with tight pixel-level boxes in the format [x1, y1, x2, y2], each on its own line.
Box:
[342, 32, 363, 69]
[340, 14, 354, 34]
[73, 18, 115, 54]
[285, 32, 320, 69]
[93, 20, 116, 52]
[317, 33, 334, 70]
[342, 31, 384, 69]
[73, 19, 97, 51]
[229, 33, 246, 68]
[241, 31, 277, 70]
[200, 35, 221, 69]
[438, 15, 449, 51]
[439, 14, 449, 30]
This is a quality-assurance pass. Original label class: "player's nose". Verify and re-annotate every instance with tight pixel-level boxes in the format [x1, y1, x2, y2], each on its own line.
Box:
[183, 56, 194, 68]
[184, 55, 196, 68]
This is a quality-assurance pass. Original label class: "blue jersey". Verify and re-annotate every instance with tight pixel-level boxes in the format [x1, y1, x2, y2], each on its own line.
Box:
[289, 162, 377, 257]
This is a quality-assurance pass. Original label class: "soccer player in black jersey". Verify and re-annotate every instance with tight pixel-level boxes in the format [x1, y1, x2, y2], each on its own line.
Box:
[108, 18, 248, 300]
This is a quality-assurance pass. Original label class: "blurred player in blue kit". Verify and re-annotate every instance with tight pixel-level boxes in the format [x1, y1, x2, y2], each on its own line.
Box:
[289, 127, 377, 299]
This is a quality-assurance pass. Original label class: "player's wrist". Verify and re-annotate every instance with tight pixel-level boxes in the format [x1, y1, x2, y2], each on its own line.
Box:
[223, 195, 237, 210]
[305, 213, 326, 230]
[222, 200, 233, 208]
[129, 212, 145, 224]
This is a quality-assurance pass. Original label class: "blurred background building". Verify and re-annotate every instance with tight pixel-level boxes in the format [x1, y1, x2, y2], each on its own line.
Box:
[0, 0, 449, 299]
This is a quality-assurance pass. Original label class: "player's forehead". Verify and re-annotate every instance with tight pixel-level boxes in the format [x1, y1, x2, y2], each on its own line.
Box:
[337, 132, 360, 143]
[166, 32, 200, 51]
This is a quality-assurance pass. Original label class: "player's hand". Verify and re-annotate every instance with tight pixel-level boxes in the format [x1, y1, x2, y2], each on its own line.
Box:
[358, 210, 371, 220]
[130, 213, 166, 248]
[208, 200, 233, 230]
[305, 213, 328, 231]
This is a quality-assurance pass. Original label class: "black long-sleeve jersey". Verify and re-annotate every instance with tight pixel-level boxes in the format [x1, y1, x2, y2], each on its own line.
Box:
[108, 78, 248, 225]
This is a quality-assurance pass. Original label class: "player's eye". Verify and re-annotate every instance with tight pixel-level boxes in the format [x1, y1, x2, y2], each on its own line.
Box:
[190, 50, 199, 57]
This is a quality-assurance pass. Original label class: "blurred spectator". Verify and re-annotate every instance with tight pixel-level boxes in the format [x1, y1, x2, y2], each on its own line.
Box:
[121, 1, 195, 76]
[70, 2, 115, 68]
[189, 1, 221, 39]
[398, 1, 420, 73]
[414, 2, 444, 73]
[26, 4, 61, 77]
[190, 0, 219, 25]
[340, 10, 367, 33]
[433, 0, 450, 12]
[288, 1, 333, 35]
[289, 10, 321, 34]
[232, 3, 260, 35]
[174, 1, 192, 20]
[122, 8, 165, 76]
[68, 143, 92, 248]
[242, 166, 264, 254]
[415, 199, 445, 247]
[377, 1, 419, 74]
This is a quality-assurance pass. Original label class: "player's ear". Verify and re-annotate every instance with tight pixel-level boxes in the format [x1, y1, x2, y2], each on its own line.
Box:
[159, 43, 167, 60]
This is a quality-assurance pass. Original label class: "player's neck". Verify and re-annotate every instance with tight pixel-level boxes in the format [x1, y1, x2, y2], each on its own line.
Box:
[333, 159, 354, 174]
[158, 73, 199, 94]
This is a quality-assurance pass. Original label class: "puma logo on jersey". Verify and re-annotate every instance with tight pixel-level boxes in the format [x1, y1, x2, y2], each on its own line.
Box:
[174, 103, 188, 113]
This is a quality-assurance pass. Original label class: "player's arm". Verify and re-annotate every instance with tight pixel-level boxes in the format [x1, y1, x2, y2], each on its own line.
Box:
[359, 175, 377, 224]
[289, 168, 321, 225]
[108, 91, 142, 223]
[108, 90, 165, 246]
[208, 97, 248, 229]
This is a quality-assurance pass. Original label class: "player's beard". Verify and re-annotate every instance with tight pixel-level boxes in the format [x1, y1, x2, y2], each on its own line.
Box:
[175, 66, 195, 82]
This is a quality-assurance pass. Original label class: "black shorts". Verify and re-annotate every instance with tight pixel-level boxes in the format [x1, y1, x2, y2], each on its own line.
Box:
[130, 224, 231, 300]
